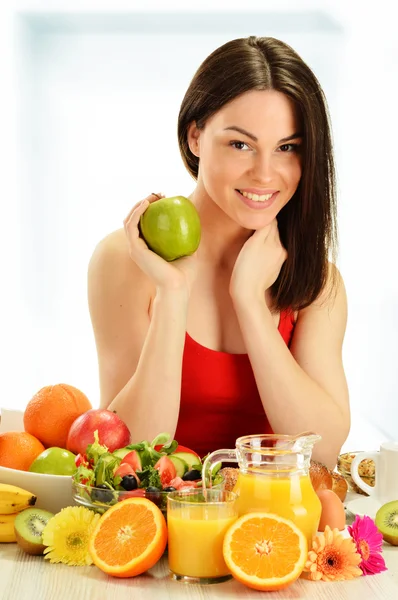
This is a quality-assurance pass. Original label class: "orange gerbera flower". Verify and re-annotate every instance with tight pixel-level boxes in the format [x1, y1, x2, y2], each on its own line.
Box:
[304, 526, 362, 582]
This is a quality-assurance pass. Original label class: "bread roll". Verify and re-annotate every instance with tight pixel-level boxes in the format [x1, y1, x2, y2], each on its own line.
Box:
[219, 467, 239, 492]
[309, 460, 333, 492]
[331, 471, 348, 501]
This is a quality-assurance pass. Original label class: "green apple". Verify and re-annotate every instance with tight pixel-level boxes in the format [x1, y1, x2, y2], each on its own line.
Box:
[29, 447, 77, 476]
[139, 195, 201, 261]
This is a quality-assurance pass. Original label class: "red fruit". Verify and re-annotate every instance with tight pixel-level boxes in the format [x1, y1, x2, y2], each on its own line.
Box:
[66, 409, 131, 455]
[154, 456, 177, 487]
[121, 450, 142, 471]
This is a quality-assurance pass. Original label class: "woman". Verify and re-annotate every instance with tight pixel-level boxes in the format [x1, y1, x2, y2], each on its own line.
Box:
[88, 36, 350, 469]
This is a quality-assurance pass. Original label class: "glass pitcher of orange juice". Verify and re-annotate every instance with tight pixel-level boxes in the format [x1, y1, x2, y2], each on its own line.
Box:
[203, 433, 322, 547]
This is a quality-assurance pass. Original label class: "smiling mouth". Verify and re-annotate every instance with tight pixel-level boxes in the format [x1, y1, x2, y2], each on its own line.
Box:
[236, 189, 276, 202]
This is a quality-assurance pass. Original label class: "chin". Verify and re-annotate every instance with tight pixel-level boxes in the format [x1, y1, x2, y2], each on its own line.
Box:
[237, 212, 278, 231]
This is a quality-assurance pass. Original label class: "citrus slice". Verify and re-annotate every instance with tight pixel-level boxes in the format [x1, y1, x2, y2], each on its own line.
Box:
[223, 512, 307, 591]
[89, 498, 167, 577]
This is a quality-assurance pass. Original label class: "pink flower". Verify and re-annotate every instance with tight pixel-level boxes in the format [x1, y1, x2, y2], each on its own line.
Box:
[348, 515, 387, 575]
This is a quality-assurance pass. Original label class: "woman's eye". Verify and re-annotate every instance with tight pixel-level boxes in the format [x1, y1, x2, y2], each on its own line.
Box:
[230, 141, 250, 151]
[279, 143, 300, 152]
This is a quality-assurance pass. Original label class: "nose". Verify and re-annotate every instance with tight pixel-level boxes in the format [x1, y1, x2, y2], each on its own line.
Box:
[250, 153, 276, 183]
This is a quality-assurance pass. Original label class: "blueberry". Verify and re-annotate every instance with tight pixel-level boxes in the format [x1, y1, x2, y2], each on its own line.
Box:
[163, 486, 176, 492]
[182, 469, 201, 481]
[121, 475, 138, 491]
[91, 484, 114, 504]
[146, 486, 161, 493]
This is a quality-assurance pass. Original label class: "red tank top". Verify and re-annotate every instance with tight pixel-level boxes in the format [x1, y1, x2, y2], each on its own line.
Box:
[174, 310, 296, 457]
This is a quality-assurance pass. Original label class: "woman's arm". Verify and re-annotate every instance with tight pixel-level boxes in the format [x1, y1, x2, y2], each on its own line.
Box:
[88, 195, 198, 441]
[232, 266, 350, 470]
[88, 231, 190, 442]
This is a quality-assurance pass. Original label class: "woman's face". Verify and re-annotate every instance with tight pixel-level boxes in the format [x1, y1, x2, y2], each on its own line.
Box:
[188, 90, 303, 230]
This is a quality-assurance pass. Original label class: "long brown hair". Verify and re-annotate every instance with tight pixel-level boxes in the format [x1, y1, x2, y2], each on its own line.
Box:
[178, 36, 337, 311]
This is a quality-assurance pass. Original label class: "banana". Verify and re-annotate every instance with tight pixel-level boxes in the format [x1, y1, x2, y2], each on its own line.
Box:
[0, 513, 17, 542]
[0, 483, 37, 515]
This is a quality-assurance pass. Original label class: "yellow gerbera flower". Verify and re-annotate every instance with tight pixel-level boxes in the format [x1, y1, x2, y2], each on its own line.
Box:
[303, 526, 362, 582]
[42, 506, 100, 566]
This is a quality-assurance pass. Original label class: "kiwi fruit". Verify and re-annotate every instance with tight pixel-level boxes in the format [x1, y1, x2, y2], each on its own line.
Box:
[375, 500, 398, 545]
[14, 507, 54, 555]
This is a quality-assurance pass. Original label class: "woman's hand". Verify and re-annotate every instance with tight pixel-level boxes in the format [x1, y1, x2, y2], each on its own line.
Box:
[123, 193, 198, 294]
[229, 219, 287, 303]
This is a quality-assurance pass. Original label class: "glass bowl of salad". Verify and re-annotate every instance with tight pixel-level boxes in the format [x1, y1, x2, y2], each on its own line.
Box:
[72, 473, 224, 515]
[71, 432, 223, 515]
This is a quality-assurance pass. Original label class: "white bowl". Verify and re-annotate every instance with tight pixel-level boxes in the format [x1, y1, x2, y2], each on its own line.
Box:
[0, 408, 76, 514]
[0, 465, 76, 514]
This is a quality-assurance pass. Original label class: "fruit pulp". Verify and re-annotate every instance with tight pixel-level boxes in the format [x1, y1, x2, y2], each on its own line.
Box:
[167, 505, 237, 578]
[233, 471, 322, 547]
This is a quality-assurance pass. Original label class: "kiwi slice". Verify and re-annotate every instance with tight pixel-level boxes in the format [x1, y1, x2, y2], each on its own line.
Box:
[375, 500, 398, 545]
[14, 508, 54, 555]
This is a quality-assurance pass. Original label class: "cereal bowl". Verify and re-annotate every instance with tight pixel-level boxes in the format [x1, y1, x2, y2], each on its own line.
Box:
[337, 451, 375, 495]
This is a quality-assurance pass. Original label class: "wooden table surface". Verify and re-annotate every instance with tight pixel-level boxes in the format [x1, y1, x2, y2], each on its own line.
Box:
[1, 505, 398, 600]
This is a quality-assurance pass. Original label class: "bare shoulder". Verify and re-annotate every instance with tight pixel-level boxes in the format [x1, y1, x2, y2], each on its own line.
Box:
[296, 262, 346, 316]
[314, 262, 346, 310]
[88, 227, 152, 296]
[87, 226, 154, 345]
[89, 227, 135, 278]
[292, 262, 347, 345]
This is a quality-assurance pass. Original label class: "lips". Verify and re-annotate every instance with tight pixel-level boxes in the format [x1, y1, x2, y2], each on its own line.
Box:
[235, 189, 279, 210]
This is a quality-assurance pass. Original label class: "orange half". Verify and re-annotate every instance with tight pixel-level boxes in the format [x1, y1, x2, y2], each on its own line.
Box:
[223, 512, 307, 591]
[89, 498, 167, 577]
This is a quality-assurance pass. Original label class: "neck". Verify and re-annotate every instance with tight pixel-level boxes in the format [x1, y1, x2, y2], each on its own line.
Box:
[189, 185, 252, 269]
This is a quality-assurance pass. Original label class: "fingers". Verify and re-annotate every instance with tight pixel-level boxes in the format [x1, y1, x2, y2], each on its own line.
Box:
[123, 200, 148, 241]
[263, 219, 281, 243]
[123, 192, 167, 262]
[123, 192, 165, 226]
[251, 220, 287, 258]
[251, 220, 276, 241]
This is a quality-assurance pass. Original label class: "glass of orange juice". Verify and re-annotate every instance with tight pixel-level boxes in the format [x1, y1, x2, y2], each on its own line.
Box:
[167, 489, 238, 584]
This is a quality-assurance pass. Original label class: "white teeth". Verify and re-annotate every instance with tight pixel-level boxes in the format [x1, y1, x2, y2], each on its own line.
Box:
[239, 190, 274, 202]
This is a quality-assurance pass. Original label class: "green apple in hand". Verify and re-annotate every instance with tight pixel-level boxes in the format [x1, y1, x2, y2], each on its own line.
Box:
[139, 195, 201, 261]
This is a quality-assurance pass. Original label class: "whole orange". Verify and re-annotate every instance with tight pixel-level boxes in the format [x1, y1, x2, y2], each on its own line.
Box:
[0, 431, 45, 471]
[23, 383, 92, 448]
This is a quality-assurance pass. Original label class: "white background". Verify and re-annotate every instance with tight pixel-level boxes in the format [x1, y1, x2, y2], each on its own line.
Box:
[0, 1, 397, 451]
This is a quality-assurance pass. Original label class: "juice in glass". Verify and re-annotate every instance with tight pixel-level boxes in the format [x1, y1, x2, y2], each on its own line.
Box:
[233, 470, 322, 546]
[167, 489, 238, 583]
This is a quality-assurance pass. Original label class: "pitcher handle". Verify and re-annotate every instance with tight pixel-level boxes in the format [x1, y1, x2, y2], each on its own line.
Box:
[202, 449, 237, 488]
[351, 451, 377, 496]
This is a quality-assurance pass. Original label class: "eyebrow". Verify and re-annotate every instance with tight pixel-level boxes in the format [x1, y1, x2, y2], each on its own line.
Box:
[223, 126, 303, 144]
